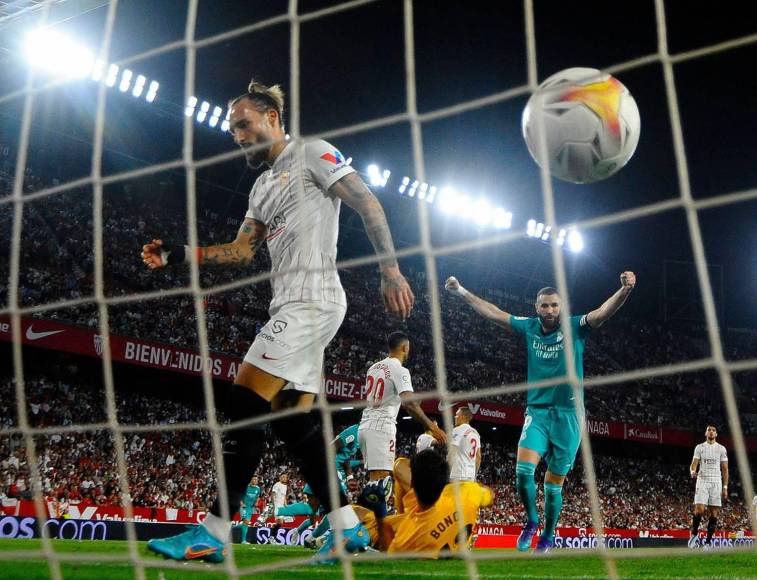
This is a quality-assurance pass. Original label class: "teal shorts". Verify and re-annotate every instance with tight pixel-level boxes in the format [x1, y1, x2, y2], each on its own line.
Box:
[240, 506, 254, 521]
[518, 406, 581, 476]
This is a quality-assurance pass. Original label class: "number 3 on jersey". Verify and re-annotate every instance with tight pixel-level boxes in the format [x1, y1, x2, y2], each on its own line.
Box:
[468, 437, 478, 459]
[365, 375, 385, 406]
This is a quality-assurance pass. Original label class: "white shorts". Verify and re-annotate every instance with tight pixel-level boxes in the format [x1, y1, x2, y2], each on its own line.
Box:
[359, 427, 396, 471]
[694, 479, 722, 507]
[244, 302, 346, 394]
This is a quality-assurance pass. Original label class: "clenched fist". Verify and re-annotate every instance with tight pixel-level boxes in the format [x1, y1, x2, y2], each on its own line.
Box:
[141, 239, 167, 270]
[620, 271, 636, 291]
[445, 276, 460, 293]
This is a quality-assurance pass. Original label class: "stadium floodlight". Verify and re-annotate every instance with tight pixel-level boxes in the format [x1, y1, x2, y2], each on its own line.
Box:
[145, 81, 159, 102]
[492, 207, 512, 229]
[458, 195, 473, 220]
[534, 222, 544, 238]
[472, 199, 491, 226]
[184, 96, 197, 117]
[556, 228, 567, 246]
[131, 75, 146, 98]
[105, 64, 119, 87]
[527, 219, 536, 237]
[541, 225, 552, 241]
[221, 109, 231, 132]
[24, 29, 95, 78]
[408, 180, 419, 198]
[209, 106, 222, 127]
[426, 185, 437, 204]
[418, 182, 429, 200]
[567, 230, 584, 253]
[398, 176, 409, 194]
[90, 59, 105, 82]
[367, 164, 382, 187]
[439, 186, 458, 214]
[118, 69, 133, 92]
[382, 169, 391, 186]
[196, 101, 210, 122]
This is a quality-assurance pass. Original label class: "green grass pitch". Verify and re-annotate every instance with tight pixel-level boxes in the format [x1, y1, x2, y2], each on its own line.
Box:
[0, 540, 755, 579]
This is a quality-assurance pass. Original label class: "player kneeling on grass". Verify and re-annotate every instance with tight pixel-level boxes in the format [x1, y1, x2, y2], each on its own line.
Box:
[353, 449, 492, 557]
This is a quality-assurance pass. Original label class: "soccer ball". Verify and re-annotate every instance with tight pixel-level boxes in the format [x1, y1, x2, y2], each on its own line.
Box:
[521, 67, 641, 184]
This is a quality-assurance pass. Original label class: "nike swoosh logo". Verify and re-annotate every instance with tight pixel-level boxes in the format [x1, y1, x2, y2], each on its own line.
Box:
[262, 353, 279, 360]
[25, 326, 65, 341]
[184, 546, 219, 559]
[437, 401, 454, 411]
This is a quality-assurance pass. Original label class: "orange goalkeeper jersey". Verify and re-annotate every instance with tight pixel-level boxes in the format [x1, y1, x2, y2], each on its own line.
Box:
[387, 482, 492, 557]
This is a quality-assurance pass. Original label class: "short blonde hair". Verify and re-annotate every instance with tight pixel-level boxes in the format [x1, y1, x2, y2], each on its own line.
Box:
[229, 79, 286, 130]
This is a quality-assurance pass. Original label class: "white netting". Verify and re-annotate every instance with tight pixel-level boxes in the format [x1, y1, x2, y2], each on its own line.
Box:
[1, 0, 756, 578]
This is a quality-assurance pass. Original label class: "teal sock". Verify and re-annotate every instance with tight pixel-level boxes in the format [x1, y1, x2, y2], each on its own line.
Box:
[515, 461, 539, 524]
[542, 482, 564, 541]
[296, 517, 312, 535]
[312, 516, 331, 539]
[240, 523, 248, 542]
[276, 502, 314, 517]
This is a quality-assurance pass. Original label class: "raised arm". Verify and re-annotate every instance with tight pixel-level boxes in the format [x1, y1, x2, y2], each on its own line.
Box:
[400, 392, 447, 444]
[444, 276, 511, 329]
[329, 172, 414, 320]
[140, 218, 267, 269]
[586, 271, 636, 329]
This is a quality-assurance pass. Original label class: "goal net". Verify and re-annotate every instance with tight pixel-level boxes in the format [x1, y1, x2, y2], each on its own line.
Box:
[1, 0, 755, 578]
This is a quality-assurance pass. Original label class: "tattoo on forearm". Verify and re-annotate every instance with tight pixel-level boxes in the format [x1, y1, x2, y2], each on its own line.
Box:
[204, 244, 251, 266]
[363, 200, 398, 268]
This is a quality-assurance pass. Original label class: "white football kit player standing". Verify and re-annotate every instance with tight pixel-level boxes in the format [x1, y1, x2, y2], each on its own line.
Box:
[271, 479, 288, 511]
[692, 440, 728, 507]
[449, 423, 481, 482]
[359, 356, 413, 471]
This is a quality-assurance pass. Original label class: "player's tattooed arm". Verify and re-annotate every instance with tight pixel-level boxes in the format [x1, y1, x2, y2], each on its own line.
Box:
[400, 392, 448, 444]
[330, 173, 415, 320]
[201, 218, 267, 267]
[586, 270, 636, 328]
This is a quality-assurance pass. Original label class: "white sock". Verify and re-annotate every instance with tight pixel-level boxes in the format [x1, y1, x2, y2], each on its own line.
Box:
[202, 513, 231, 542]
[326, 505, 359, 530]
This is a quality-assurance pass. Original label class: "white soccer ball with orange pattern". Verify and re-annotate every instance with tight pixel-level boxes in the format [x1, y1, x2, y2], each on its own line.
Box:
[522, 67, 641, 184]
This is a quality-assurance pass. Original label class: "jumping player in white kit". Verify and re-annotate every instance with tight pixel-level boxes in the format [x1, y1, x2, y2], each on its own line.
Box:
[141, 79, 414, 563]
[359, 332, 446, 489]
[449, 406, 481, 482]
[688, 424, 729, 548]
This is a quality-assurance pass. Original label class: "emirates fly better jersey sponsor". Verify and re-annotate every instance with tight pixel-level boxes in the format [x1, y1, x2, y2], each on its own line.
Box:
[509, 315, 592, 410]
[360, 357, 414, 434]
[245, 139, 355, 311]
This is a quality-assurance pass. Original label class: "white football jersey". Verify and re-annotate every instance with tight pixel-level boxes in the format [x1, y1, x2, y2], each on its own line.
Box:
[359, 357, 413, 433]
[416, 433, 435, 454]
[693, 441, 727, 481]
[449, 424, 480, 482]
[271, 481, 288, 507]
[245, 139, 354, 311]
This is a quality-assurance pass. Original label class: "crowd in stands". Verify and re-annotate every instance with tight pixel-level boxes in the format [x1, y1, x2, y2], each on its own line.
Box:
[1, 171, 755, 435]
[1, 162, 755, 531]
[1, 370, 753, 530]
